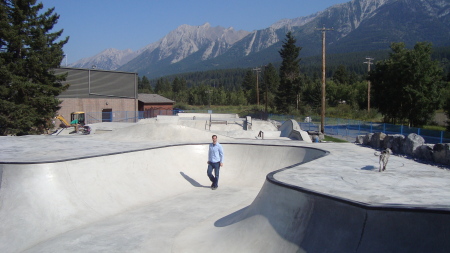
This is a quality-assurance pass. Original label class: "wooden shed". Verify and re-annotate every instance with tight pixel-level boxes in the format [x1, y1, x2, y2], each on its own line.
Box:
[138, 94, 175, 118]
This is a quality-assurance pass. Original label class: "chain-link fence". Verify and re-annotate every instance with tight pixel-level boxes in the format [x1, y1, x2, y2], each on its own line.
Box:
[269, 114, 450, 144]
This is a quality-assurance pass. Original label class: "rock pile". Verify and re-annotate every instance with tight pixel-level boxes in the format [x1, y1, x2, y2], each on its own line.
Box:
[356, 132, 450, 166]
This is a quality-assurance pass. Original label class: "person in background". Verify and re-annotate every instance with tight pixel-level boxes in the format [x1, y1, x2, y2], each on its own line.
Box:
[70, 118, 79, 133]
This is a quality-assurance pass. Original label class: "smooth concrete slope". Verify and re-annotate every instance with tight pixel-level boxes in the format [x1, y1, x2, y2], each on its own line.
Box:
[173, 145, 450, 253]
[0, 143, 325, 253]
[187, 178, 450, 253]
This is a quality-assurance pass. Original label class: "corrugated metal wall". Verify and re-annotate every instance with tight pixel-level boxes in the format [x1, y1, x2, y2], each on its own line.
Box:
[54, 68, 137, 98]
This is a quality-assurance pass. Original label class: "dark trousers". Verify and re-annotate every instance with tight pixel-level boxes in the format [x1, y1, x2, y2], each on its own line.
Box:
[207, 162, 220, 187]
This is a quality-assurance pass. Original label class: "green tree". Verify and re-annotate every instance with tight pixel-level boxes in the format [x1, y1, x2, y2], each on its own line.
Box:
[154, 77, 172, 98]
[369, 42, 445, 126]
[138, 75, 152, 93]
[0, 0, 69, 135]
[302, 75, 321, 110]
[242, 69, 256, 104]
[276, 32, 302, 114]
[172, 77, 186, 93]
[227, 88, 247, 106]
[261, 63, 279, 111]
[332, 65, 350, 85]
[212, 85, 227, 105]
[444, 94, 450, 131]
[172, 77, 188, 103]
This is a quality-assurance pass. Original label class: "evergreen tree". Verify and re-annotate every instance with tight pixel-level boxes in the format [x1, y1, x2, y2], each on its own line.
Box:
[227, 88, 247, 106]
[302, 75, 322, 110]
[172, 77, 188, 103]
[172, 77, 182, 93]
[242, 69, 256, 104]
[369, 42, 444, 126]
[138, 75, 152, 93]
[212, 85, 227, 105]
[261, 63, 280, 111]
[0, 0, 69, 135]
[155, 77, 172, 98]
[276, 32, 302, 114]
[142, 76, 152, 93]
[332, 65, 350, 85]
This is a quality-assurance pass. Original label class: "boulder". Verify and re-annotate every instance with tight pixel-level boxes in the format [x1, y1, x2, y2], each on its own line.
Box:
[433, 143, 450, 165]
[383, 134, 405, 154]
[403, 133, 425, 157]
[363, 133, 374, 146]
[370, 132, 387, 149]
[415, 144, 434, 161]
[356, 135, 365, 144]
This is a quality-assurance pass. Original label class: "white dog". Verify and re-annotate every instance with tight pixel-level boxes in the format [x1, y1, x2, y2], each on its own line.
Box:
[374, 148, 392, 172]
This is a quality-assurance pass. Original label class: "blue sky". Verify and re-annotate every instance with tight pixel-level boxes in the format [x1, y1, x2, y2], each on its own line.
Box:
[40, 0, 349, 64]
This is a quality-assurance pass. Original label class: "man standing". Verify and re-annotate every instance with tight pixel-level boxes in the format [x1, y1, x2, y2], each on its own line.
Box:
[207, 135, 224, 190]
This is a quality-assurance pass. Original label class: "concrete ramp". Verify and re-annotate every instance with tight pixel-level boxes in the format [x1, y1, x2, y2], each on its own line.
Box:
[280, 119, 312, 143]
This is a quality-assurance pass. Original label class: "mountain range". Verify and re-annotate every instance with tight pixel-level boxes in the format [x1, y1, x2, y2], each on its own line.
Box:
[69, 0, 450, 78]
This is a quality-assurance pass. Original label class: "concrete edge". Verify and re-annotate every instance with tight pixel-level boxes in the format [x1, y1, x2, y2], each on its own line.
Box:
[266, 167, 450, 213]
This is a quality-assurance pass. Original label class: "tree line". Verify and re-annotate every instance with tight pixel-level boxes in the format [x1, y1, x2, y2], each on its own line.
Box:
[141, 33, 450, 128]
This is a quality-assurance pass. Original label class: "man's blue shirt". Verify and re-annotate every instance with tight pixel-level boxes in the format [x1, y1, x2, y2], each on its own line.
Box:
[208, 142, 224, 163]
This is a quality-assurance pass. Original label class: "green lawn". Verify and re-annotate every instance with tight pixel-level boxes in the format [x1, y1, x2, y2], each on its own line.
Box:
[323, 135, 348, 143]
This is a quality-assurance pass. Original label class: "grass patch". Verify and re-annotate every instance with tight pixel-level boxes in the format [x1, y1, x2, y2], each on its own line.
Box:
[323, 135, 348, 143]
[422, 125, 446, 131]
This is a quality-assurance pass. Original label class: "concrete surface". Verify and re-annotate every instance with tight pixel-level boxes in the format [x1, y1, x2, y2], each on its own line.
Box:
[1, 118, 450, 252]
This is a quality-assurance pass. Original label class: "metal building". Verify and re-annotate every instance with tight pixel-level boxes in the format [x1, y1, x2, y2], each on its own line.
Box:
[54, 67, 138, 124]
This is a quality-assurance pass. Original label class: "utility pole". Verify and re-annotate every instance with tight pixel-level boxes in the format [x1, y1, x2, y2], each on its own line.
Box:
[316, 25, 334, 134]
[253, 67, 261, 106]
[264, 67, 268, 112]
[205, 90, 212, 108]
[364, 57, 374, 113]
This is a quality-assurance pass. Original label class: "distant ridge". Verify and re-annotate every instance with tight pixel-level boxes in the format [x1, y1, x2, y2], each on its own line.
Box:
[69, 0, 450, 78]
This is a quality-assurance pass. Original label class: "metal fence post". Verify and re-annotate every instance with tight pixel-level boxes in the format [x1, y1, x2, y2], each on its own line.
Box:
[358, 121, 361, 136]
[347, 118, 350, 137]
[401, 125, 403, 135]
[441, 131, 444, 143]
[336, 118, 341, 135]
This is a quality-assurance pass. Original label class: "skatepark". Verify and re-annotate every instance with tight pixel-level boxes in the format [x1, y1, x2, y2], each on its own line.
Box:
[1, 114, 450, 252]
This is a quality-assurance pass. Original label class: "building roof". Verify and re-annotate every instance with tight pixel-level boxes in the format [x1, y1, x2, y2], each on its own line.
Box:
[138, 94, 175, 104]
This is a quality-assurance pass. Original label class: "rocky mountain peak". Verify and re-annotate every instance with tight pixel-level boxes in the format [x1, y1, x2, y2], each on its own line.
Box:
[69, 48, 137, 70]
[149, 23, 250, 63]
[70, 0, 450, 78]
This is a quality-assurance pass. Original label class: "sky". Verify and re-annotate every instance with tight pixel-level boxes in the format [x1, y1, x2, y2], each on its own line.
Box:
[39, 0, 350, 64]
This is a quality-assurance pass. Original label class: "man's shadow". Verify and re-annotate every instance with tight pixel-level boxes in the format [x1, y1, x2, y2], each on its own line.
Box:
[180, 172, 210, 188]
